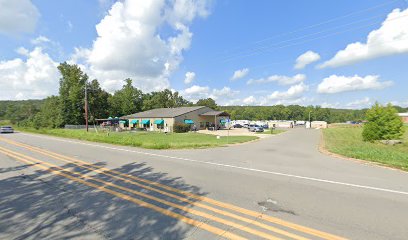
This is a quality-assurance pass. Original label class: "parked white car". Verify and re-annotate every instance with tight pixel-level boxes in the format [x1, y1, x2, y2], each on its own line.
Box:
[248, 124, 264, 132]
[0, 126, 14, 133]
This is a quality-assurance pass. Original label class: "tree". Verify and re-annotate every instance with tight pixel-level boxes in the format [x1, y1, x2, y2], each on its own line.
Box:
[5, 101, 40, 125]
[143, 89, 191, 110]
[362, 103, 404, 142]
[58, 62, 88, 125]
[196, 98, 217, 110]
[87, 79, 110, 122]
[32, 96, 64, 128]
[109, 79, 143, 116]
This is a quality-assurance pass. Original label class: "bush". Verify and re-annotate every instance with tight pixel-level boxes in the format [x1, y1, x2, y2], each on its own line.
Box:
[362, 103, 404, 142]
[173, 123, 191, 133]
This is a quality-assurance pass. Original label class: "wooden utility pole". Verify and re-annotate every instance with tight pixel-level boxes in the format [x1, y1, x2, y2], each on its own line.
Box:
[85, 83, 89, 132]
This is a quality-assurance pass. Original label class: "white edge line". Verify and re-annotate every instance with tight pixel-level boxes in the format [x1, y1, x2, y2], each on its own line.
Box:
[14, 132, 408, 196]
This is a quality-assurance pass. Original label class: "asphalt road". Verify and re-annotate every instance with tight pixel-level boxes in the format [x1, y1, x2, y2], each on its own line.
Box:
[0, 128, 407, 240]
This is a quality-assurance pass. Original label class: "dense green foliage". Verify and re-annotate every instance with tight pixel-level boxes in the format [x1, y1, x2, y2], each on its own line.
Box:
[323, 126, 408, 170]
[1, 62, 407, 128]
[173, 123, 191, 133]
[197, 98, 218, 110]
[0, 63, 192, 127]
[16, 128, 257, 149]
[109, 78, 143, 117]
[362, 103, 405, 141]
[0, 100, 42, 125]
[58, 63, 89, 125]
[32, 96, 64, 128]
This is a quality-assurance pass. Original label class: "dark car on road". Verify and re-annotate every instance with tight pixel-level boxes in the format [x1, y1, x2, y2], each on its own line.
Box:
[0, 126, 14, 134]
[233, 124, 244, 128]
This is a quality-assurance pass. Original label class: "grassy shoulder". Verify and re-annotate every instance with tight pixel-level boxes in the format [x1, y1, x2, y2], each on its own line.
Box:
[322, 126, 408, 170]
[256, 129, 286, 135]
[16, 128, 258, 149]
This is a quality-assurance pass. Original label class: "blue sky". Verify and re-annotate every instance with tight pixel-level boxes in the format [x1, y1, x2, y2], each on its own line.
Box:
[0, 0, 407, 108]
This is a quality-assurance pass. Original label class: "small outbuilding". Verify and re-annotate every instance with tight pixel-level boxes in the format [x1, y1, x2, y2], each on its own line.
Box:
[398, 113, 408, 123]
[122, 106, 230, 132]
[310, 121, 328, 129]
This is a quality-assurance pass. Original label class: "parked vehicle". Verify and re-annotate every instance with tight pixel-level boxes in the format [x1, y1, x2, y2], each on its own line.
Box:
[262, 124, 269, 129]
[233, 124, 243, 128]
[243, 124, 249, 128]
[0, 126, 14, 134]
[248, 125, 264, 132]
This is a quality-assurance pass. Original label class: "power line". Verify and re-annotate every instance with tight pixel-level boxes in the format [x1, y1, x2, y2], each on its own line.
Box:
[220, 12, 389, 61]
[221, 14, 408, 62]
[214, 0, 400, 58]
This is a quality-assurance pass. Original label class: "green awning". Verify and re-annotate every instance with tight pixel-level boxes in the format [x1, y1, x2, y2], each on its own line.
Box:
[141, 119, 150, 125]
[220, 119, 227, 123]
[108, 117, 112, 120]
[154, 119, 164, 124]
[119, 120, 126, 124]
[184, 119, 194, 124]
[131, 119, 139, 124]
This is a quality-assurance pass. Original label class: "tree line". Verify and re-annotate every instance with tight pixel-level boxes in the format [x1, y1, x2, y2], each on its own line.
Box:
[1, 62, 407, 128]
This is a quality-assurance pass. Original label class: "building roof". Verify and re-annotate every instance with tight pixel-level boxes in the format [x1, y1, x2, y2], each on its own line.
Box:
[398, 112, 408, 117]
[200, 111, 230, 117]
[122, 106, 207, 119]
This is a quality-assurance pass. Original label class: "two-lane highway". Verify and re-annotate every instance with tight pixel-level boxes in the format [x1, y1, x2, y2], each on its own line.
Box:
[1, 129, 408, 239]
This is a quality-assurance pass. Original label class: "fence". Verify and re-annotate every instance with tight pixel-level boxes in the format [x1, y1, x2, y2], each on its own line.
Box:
[64, 125, 88, 129]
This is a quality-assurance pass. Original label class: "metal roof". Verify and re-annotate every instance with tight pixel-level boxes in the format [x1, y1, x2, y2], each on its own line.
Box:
[398, 112, 408, 117]
[122, 106, 207, 119]
[200, 111, 230, 116]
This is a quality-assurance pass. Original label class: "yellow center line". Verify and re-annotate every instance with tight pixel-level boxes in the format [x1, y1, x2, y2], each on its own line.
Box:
[0, 147, 247, 240]
[0, 137, 310, 240]
[0, 146, 285, 240]
[0, 136, 347, 240]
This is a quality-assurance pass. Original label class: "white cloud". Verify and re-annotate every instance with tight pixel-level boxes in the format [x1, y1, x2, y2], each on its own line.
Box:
[211, 86, 239, 99]
[317, 74, 392, 94]
[67, 21, 73, 32]
[247, 74, 306, 85]
[73, 0, 210, 93]
[181, 85, 239, 103]
[320, 102, 340, 108]
[390, 100, 408, 107]
[0, 0, 40, 36]
[346, 97, 372, 109]
[16, 47, 29, 56]
[319, 8, 408, 68]
[31, 36, 51, 45]
[230, 68, 249, 81]
[184, 71, 195, 84]
[294, 51, 320, 69]
[268, 82, 309, 100]
[181, 85, 210, 102]
[0, 47, 60, 100]
[243, 96, 256, 105]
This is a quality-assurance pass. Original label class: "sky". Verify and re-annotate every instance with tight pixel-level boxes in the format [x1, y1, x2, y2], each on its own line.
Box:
[0, 0, 407, 109]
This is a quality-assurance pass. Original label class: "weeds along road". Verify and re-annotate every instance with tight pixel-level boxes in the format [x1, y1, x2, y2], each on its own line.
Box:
[1, 128, 408, 239]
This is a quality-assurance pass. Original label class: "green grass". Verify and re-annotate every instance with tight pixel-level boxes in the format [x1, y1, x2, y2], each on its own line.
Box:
[256, 129, 286, 135]
[323, 126, 408, 170]
[16, 128, 258, 149]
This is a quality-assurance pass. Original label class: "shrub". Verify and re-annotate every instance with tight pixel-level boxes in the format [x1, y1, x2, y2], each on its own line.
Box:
[173, 123, 191, 133]
[362, 103, 404, 142]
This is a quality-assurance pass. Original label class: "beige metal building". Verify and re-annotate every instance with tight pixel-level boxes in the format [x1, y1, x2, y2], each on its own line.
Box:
[122, 106, 230, 132]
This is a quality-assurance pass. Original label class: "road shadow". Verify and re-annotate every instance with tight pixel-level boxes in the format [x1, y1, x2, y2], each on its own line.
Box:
[0, 161, 207, 240]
